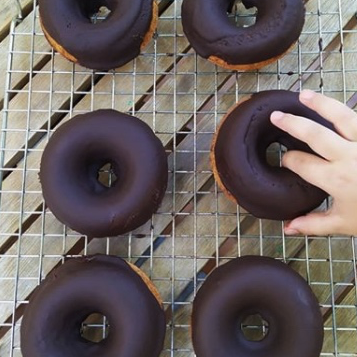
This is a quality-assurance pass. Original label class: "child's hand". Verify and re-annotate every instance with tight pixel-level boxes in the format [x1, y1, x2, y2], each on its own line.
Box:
[270, 90, 357, 236]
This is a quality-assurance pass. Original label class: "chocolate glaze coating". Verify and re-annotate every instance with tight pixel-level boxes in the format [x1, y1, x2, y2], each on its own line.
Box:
[192, 256, 324, 357]
[40, 109, 168, 237]
[21, 255, 166, 357]
[39, 0, 155, 70]
[213, 90, 333, 220]
[182, 0, 305, 65]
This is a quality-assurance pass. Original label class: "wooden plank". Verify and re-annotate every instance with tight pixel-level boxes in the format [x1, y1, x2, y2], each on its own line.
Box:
[0, 6, 52, 110]
[168, 255, 357, 356]
[2, 0, 355, 241]
[0, 1, 33, 42]
[0, 0, 191, 326]
[159, 235, 357, 355]
[0, 62, 231, 324]
[0, 1, 192, 251]
[323, 287, 357, 354]
[1, 0, 354, 320]
[287, 235, 357, 322]
[0, 0, 356, 354]
[0, 96, 348, 353]
[129, 16, 357, 309]
[0, 189, 275, 356]
[0, 67, 253, 350]
[0, 3, 188, 169]
[156, 4, 357, 297]
[120, 9, 357, 351]
[5, 257, 355, 356]
[0, 0, 176, 110]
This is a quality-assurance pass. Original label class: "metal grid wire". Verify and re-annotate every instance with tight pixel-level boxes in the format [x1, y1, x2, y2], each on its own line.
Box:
[0, 0, 357, 356]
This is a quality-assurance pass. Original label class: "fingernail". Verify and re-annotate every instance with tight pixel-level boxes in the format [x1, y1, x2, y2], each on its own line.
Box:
[285, 227, 300, 235]
[300, 89, 315, 103]
[270, 111, 285, 123]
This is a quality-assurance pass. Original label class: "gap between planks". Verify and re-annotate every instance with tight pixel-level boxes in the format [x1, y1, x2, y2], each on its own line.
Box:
[0, 0, 356, 354]
[0, 0, 354, 322]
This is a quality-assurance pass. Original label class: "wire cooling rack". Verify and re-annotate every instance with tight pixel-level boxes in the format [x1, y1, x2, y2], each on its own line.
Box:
[0, 0, 357, 356]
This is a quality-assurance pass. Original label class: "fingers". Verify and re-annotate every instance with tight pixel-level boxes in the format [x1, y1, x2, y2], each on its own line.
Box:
[300, 90, 357, 141]
[281, 150, 332, 193]
[271, 111, 349, 161]
[284, 211, 342, 236]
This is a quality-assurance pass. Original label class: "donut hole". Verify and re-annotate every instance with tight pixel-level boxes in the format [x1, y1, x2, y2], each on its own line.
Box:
[81, 313, 110, 343]
[78, 0, 112, 24]
[240, 314, 269, 342]
[90, 6, 112, 24]
[97, 162, 118, 188]
[228, 0, 257, 28]
[266, 142, 288, 167]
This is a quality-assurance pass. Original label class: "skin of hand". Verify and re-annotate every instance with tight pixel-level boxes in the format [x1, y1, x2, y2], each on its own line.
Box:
[270, 89, 357, 236]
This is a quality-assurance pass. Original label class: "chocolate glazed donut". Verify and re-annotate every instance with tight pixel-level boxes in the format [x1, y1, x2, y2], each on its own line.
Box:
[181, 0, 305, 70]
[211, 90, 334, 220]
[192, 256, 324, 357]
[38, 0, 158, 70]
[40, 109, 168, 237]
[21, 255, 166, 357]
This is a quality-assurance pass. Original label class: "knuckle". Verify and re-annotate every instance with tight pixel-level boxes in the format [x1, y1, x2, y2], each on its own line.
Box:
[306, 123, 323, 140]
[351, 129, 357, 141]
[334, 172, 351, 187]
[346, 112, 357, 123]
[280, 114, 300, 132]
[349, 144, 357, 160]
[331, 167, 355, 190]
[350, 155, 357, 170]
[295, 119, 316, 142]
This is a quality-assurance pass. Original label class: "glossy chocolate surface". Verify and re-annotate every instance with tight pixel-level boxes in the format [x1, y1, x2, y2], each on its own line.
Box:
[182, 0, 305, 65]
[21, 255, 166, 357]
[40, 109, 168, 237]
[39, 0, 155, 70]
[192, 256, 324, 357]
[213, 90, 333, 220]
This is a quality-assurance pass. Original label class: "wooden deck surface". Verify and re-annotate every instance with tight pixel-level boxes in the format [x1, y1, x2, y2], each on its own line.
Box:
[0, 0, 357, 356]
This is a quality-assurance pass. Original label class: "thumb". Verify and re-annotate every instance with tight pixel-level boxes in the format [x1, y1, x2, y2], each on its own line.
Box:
[284, 211, 341, 236]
